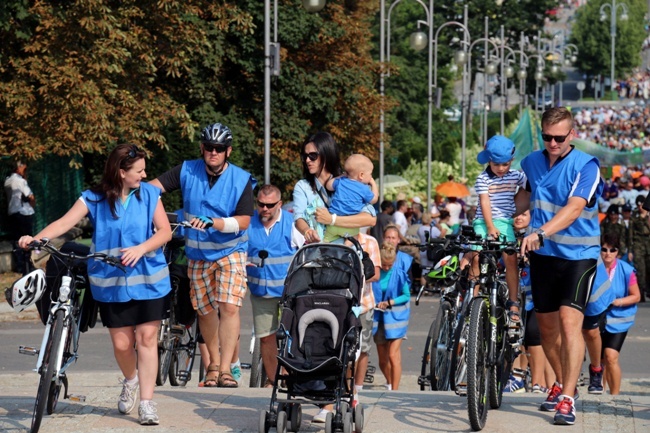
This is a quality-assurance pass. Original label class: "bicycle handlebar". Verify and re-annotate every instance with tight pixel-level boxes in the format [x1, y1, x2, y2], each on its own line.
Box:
[28, 239, 126, 272]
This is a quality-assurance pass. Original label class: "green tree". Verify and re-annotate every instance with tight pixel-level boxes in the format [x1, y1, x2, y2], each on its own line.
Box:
[570, 0, 647, 80]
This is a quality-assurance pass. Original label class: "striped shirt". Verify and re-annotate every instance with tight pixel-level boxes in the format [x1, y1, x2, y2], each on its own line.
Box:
[474, 167, 527, 220]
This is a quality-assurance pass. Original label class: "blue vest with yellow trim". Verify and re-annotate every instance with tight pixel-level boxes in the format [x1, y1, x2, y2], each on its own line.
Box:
[605, 260, 637, 333]
[521, 148, 603, 261]
[585, 258, 616, 317]
[247, 210, 296, 298]
[371, 251, 412, 339]
[83, 183, 171, 303]
[180, 160, 254, 261]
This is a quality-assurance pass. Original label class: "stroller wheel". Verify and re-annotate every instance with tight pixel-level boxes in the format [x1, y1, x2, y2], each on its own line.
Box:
[259, 410, 270, 433]
[339, 401, 349, 415]
[353, 404, 364, 433]
[324, 411, 334, 433]
[342, 412, 353, 433]
[276, 410, 288, 433]
[289, 404, 302, 432]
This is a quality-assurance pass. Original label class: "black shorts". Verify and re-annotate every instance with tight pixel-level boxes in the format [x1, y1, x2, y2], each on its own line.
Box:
[99, 295, 171, 328]
[529, 253, 597, 313]
[523, 309, 541, 347]
[602, 330, 628, 353]
[582, 310, 607, 330]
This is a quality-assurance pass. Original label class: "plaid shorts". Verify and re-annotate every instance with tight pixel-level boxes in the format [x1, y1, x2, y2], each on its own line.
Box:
[188, 251, 248, 315]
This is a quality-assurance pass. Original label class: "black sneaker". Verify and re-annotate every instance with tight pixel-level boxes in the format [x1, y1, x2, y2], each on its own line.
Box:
[588, 364, 604, 394]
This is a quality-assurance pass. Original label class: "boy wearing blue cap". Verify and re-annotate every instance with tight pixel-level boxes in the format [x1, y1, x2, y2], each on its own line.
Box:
[470, 135, 527, 327]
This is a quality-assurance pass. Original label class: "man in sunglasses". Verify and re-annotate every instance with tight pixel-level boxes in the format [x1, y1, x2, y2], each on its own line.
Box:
[517, 107, 603, 426]
[150, 122, 255, 388]
[246, 184, 301, 386]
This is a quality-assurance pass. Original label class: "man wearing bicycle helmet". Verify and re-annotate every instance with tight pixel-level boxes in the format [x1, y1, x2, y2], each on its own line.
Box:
[518, 107, 603, 426]
[150, 122, 255, 388]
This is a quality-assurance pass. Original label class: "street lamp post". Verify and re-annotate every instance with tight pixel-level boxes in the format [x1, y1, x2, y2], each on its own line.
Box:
[600, 0, 629, 95]
[263, 0, 326, 184]
[502, 32, 529, 120]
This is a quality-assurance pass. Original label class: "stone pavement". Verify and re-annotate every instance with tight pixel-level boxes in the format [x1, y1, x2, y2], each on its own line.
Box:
[1, 372, 649, 433]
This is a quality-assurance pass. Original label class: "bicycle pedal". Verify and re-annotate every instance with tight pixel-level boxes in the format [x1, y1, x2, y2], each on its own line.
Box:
[363, 374, 374, 384]
[170, 325, 185, 335]
[366, 365, 376, 374]
[177, 371, 191, 381]
[67, 394, 86, 402]
[19, 345, 39, 356]
[417, 376, 431, 387]
[240, 363, 252, 370]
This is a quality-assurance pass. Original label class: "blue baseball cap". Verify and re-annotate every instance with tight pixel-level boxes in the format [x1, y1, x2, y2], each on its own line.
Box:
[477, 135, 515, 164]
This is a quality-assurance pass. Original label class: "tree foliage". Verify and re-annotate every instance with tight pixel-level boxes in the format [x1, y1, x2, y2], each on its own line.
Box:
[570, 0, 647, 79]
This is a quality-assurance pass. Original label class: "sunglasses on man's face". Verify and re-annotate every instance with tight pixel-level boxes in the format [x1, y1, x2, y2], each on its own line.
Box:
[302, 152, 319, 162]
[203, 143, 229, 153]
[601, 247, 618, 253]
[258, 201, 280, 209]
[541, 130, 572, 144]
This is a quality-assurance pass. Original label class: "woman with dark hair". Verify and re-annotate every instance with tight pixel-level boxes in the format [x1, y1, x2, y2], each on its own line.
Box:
[583, 232, 640, 395]
[19, 144, 172, 425]
[293, 131, 376, 244]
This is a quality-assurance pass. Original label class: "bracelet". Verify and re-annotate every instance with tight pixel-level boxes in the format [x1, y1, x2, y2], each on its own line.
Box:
[330, 214, 337, 226]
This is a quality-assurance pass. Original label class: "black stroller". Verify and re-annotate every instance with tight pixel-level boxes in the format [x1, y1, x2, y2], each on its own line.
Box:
[259, 240, 365, 433]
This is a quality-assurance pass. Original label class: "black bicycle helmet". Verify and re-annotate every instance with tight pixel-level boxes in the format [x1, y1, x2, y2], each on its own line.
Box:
[200, 123, 233, 146]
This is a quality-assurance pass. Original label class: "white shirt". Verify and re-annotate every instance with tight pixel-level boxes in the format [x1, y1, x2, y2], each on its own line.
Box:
[392, 210, 408, 236]
[4, 173, 34, 216]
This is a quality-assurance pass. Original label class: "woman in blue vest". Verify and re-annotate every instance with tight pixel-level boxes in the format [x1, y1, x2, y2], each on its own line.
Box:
[372, 226, 412, 391]
[599, 233, 641, 395]
[19, 144, 172, 425]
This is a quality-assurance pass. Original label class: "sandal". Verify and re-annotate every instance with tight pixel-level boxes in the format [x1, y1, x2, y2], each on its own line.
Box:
[218, 371, 239, 388]
[203, 364, 220, 387]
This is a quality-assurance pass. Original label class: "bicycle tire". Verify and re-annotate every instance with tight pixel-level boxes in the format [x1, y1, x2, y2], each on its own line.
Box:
[449, 311, 469, 391]
[156, 318, 174, 386]
[467, 298, 489, 431]
[431, 300, 453, 391]
[419, 318, 436, 391]
[32, 309, 64, 433]
[169, 320, 198, 386]
[249, 337, 267, 388]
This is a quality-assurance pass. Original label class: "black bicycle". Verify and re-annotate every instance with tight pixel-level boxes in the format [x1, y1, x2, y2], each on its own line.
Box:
[17, 239, 123, 433]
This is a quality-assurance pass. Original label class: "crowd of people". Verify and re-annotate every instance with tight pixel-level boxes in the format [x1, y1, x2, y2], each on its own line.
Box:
[573, 104, 650, 152]
[7, 106, 647, 428]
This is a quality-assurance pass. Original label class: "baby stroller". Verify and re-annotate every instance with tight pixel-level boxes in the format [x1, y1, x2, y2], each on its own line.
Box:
[259, 240, 365, 433]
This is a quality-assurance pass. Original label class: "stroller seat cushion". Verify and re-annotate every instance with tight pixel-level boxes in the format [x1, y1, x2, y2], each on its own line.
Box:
[298, 308, 339, 348]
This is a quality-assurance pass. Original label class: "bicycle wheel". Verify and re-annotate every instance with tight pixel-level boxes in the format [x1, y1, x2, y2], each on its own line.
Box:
[431, 300, 453, 391]
[32, 309, 64, 433]
[489, 320, 514, 410]
[419, 318, 436, 391]
[169, 320, 198, 386]
[249, 337, 267, 388]
[466, 298, 489, 431]
[449, 311, 469, 391]
[156, 318, 174, 386]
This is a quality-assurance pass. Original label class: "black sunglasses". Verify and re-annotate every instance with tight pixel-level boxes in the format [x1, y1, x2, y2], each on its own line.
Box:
[203, 143, 229, 153]
[258, 201, 280, 209]
[541, 130, 572, 144]
[302, 152, 319, 162]
[127, 145, 141, 159]
[601, 247, 618, 253]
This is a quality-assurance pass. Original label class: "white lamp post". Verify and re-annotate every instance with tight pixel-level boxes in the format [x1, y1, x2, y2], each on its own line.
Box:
[600, 0, 628, 95]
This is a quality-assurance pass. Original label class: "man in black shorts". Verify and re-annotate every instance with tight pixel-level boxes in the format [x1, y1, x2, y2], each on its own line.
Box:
[518, 107, 603, 425]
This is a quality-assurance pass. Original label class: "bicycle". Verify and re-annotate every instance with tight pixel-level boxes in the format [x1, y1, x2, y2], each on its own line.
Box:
[15, 239, 123, 433]
[462, 233, 521, 431]
[157, 213, 201, 387]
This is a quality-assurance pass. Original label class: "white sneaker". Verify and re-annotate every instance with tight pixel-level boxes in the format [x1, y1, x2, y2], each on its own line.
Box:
[139, 401, 159, 425]
[313, 409, 330, 423]
[117, 378, 139, 414]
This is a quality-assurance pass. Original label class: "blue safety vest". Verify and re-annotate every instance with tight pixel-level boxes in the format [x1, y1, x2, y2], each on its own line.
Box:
[372, 252, 412, 339]
[521, 148, 603, 261]
[605, 260, 637, 333]
[180, 160, 254, 261]
[247, 210, 296, 298]
[585, 258, 616, 317]
[83, 183, 171, 303]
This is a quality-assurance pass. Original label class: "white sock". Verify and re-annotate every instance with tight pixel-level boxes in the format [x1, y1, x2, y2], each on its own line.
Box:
[354, 385, 363, 393]
[231, 359, 241, 369]
[140, 399, 151, 405]
[386, 384, 392, 390]
[125, 375, 139, 386]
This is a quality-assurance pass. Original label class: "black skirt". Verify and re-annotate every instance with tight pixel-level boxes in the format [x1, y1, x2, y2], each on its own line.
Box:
[99, 294, 171, 328]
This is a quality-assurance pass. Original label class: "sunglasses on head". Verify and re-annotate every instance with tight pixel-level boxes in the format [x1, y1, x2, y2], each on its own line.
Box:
[203, 143, 229, 153]
[541, 130, 572, 144]
[302, 152, 319, 162]
[127, 145, 141, 159]
[258, 200, 280, 209]
[601, 247, 618, 253]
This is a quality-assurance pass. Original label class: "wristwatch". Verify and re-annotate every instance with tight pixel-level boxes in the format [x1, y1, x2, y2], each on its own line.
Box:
[534, 229, 546, 246]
